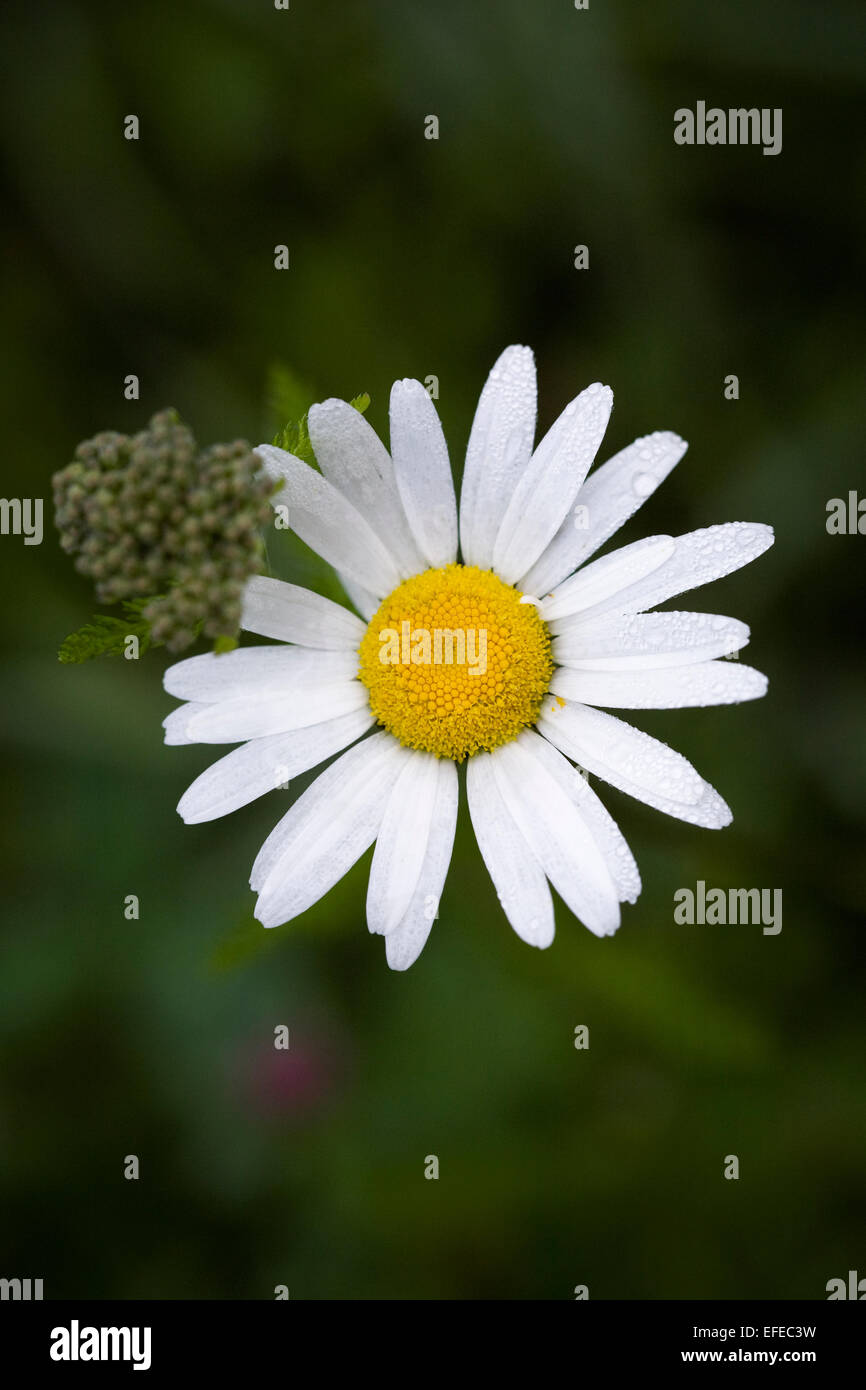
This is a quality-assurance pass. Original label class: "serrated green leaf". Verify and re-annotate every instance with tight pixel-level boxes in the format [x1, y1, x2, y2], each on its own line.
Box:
[269, 373, 371, 468]
[272, 411, 316, 466]
[265, 363, 315, 436]
[59, 594, 236, 663]
[58, 611, 152, 664]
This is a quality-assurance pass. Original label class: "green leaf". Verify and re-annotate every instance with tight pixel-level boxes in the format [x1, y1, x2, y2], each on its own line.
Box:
[272, 410, 316, 465]
[267, 363, 317, 465]
[58, 595, 237, 663]
[269, 370, 371, 467]
[59, 601, 154, 664]
[266, 363, 315, 435]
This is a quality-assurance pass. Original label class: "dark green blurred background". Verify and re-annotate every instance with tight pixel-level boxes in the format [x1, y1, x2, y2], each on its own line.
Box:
[1, 0, 864, 1299]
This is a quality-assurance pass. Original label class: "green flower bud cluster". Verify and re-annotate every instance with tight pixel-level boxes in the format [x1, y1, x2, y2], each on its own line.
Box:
[53, 410, 276, 652]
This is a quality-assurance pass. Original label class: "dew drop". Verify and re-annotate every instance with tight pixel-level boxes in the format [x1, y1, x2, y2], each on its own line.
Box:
[632, 471, 656, 497]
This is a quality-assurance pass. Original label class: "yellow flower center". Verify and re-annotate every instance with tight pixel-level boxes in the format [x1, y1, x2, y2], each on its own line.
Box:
[358, 564, 553, 761]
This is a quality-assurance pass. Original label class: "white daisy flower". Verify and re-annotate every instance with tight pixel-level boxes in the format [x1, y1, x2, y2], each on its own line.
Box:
[163, 345, 773, 970]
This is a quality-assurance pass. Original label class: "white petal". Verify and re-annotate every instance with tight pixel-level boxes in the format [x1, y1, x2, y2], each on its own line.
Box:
[366, 751, 441, 935]
[492, 383, 613, 584]
[538, 699, 732, 828]
[519, 432, 687, 595]
[541, 535, 675, 624]
[384, 759, 459, 971]
[241, 576, 365, 649]
[163, 702, 209, 745]
[467, 752, 555, 948]
[250, 730, 395, 891]
[183, 678, 369, 743]
[252, 733, 406, 925]
[556, 523, 775, 625]
[550, 660, 768, 709]
[256, 443, 401, 597]
[458, 345, 537, 568]
[520, 729, 641, 904]
[175, 708, 375, 824]
[337, 570, 379, 622]
[307, 398, 424, 579]
[552, 611, 750, 670]
[389, 379, 458, 568]
[491, 739, 621, 937]
[164, 646, 359, 702]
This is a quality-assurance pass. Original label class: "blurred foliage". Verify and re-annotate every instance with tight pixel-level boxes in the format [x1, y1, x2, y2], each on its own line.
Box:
[0, 0, 864, 1300]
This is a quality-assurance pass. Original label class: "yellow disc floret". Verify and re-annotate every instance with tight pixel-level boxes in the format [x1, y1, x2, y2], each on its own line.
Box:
[358, 564, 553, 761]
